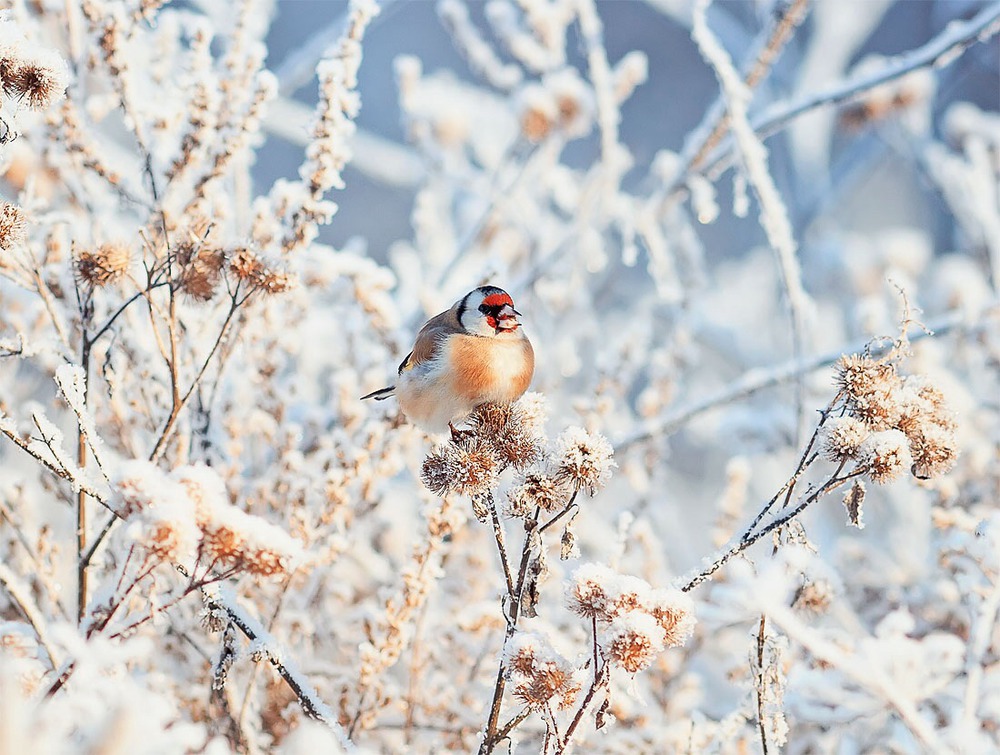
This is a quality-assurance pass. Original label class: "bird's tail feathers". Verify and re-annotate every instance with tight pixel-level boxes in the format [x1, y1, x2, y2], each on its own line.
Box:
[360, 385, 395, 401]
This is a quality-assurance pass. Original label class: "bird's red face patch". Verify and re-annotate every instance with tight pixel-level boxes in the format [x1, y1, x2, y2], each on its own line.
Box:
[482, 292, 514, 309]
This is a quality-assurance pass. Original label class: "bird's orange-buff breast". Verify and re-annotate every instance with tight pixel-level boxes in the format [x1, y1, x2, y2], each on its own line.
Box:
[449, 336, 533, 402]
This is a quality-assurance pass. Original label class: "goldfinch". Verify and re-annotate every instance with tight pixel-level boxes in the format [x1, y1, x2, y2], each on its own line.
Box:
[362, 286, 535, 434]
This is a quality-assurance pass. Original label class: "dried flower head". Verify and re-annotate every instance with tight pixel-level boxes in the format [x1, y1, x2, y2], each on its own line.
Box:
[74, 243, 131, 287]
[514, 391, 549, 439]
[177, 244, 225, 302]
[894, 378, 959, 479]
[421, 436, 501, 498]
[8, 48, 69, 110]
[554, 427, 615, 495]
[641, 588, 696, 648]
[229, 246, 265, 283]
[199, 502, 303, 579]
[468, 401, 543, 470]
[836, 354, 905, 430]
[907, 421, 958, 480]
[505, 632, 580, 709]
[858, 430, 912, 485]
[0, 202, 26, 249]
[606, 573, 651, 618]
[200, 600, 228, 633]
[566, 562, 617, 621]
[228, 246, 295, 295]
[603, 611, 666, 673]
[507, 472, 570, 516]
[820, 416, 871, 462]
[0, 41, 22, 96]
[516, 84, 557, 142]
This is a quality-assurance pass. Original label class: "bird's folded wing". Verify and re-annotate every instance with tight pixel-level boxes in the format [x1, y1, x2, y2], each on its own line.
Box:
[397, 309, 462, 375]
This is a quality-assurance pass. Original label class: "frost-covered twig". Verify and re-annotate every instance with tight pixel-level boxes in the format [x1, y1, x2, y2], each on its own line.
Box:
[692, 0, 810, 440]
[617, 302, 995, 451]
[204, 585, 354, 750]
[438, 0, 522, 91]
[681, 465, 860, 593]
[576, 0, 619, 167]
[701, 1, 1000, 180]
[0, 563, 62, 670]
[680, 0, 810, 177]
[0, 418, 108, 504]
[148, 295, 241, 463]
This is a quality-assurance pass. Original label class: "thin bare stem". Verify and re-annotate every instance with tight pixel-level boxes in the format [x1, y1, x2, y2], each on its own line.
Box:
[149, 295, 241, 463]
[682, 466, 862, 593]
[488, 494, 516, 601]
[755, 614, 769, 755]
[560, 663, 608, 751]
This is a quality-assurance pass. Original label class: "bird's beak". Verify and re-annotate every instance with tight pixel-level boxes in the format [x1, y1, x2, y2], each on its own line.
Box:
[496, 303, 520, 330]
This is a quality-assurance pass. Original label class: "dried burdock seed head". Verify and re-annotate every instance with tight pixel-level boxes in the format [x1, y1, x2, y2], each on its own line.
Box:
[507, 472, 570, 516]
[907, 421, 958, 480]
[504, 632, 580, 710]
[420, 447, 455, 497]
[229, 246, 265, 282]
[554, 426, 615, 495]
[603, 611, 666, 674]
[641, 588, 696, 648]
[835, 354, 897, 402]
[9, 49, 69, 110]
[0, 202, 26, 249]
[607, 573, 650, 618]
[179, 248, 225, 302]
[894, 377, 959, 480]
[0, 54, 20, 97]
[858, 430, 912, 485]
[566, 562, 616, 621]
[515, 391, 548, 438]
[228, 246, 295, 295]
[421, 437, 501, 498]
[468, 401, 543, 470]
[516, 84, 557, 143]
[257, 267, 295, 295]
[820, 417, 870, 462]
[74, 243, 131, 286]
[836, 354, 904, 430]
